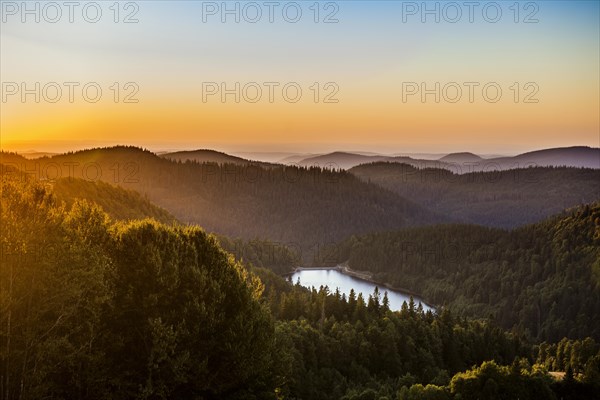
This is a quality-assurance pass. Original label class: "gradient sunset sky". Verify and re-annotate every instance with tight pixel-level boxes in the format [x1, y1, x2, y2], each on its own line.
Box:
[1, 0, 599, 154]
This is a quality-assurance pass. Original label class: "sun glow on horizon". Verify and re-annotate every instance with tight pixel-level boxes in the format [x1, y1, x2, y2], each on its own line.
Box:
[1, 1, 599, 153]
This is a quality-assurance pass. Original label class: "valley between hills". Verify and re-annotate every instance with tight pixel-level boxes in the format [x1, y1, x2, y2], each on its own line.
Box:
[1, 145, 599, 399]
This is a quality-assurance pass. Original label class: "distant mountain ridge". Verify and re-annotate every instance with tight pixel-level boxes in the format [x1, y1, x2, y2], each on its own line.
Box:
[492, 146, 600, 169]
[1, 147, 442, 258]
[438, 152, 483, 163]
[3, 145, 597, 234]
[298, 152, 395, 169]
[9, 146, 599, 171]
[294, 146, 600, 171]
[350, 162, 600, 228]
[161, 149, 270, 166]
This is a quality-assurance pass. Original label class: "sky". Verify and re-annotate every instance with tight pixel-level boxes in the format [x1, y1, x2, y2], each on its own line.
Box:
[1, 0, 599, 154]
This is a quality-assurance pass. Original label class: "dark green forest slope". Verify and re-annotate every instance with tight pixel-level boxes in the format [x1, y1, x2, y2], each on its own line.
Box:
[0, 148, 440, 255]
[338, 203, 600, 342]
[350, 162, 600, 228]
[2, 172, 600, 399]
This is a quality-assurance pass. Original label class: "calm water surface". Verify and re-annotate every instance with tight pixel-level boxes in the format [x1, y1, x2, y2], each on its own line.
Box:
[290, 269, 434, 312]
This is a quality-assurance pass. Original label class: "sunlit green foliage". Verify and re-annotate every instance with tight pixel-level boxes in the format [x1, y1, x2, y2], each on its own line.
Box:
[0, 175, 279, 399]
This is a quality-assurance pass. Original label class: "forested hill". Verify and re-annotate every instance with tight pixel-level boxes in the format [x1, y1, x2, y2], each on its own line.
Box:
[350, 162, 600, 228]
[295, 146, 600, 170]
[161, 149, 272, 166]
[3, 174, 599, 399]
[338, 203, 600, 342]
[0, 173, 282, 399]
[1, 147, 443, 257]
[51, 178, 177, 224]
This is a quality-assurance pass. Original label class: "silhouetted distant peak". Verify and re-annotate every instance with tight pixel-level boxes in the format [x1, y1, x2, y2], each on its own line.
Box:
[161, 149, 267, 165]
[518, 146, 594, 156]
[510, 146, 599, 169]
[438, 152, 483, 163]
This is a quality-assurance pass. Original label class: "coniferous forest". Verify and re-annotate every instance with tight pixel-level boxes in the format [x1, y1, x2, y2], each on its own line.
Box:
[1, 151, 599, 399]
[3, 0, 599, 398]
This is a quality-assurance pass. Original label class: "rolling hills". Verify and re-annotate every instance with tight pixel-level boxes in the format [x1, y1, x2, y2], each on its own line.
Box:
[295, 146, 600, 171]
[3, 145, 598, 247]
[1, 147, 442, 259]
[337, 202, 600, 341]
[161, 149, 268, 166]
[2, 147, 600, 399]
[350, 162, 600, 228]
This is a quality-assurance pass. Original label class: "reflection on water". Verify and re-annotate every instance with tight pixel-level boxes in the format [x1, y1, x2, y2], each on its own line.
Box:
[290, 269, 434, 312]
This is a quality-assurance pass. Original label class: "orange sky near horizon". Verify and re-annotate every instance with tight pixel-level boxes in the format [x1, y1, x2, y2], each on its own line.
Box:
[1, 1, 599, 154]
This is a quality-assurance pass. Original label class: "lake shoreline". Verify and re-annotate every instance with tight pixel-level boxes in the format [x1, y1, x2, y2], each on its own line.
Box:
[285, 264, 438, 311]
